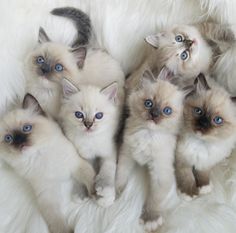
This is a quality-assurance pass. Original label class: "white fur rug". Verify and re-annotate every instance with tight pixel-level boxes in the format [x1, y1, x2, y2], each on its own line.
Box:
[1, 1, 236, 233]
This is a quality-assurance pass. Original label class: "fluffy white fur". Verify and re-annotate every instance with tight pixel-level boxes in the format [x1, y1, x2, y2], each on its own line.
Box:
[1, 1, 236, 233]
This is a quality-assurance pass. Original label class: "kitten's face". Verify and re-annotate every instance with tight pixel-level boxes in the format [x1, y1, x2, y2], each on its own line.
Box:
[184, 80, 236, 140]
[146, 25, 212, 78]
[60, 80, 118, 135]
[0, 95, 58, 159]
[129, 70, 183, 134]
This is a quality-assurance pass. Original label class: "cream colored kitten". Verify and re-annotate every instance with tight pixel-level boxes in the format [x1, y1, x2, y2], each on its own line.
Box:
[0, 94, 95, 233]
[116, 69, 183, 232]
[24, 27, 86, 119]
[126, 23, 235, 91]
[60, 81, 120, 208]
[175, 74, 236, 196]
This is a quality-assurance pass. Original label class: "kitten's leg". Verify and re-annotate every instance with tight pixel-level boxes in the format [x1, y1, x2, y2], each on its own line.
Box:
[116, 154, 135, 195]
[95, 155, 117, 207]
[175, 158, 198, 196]
[194, 169, 212, 194]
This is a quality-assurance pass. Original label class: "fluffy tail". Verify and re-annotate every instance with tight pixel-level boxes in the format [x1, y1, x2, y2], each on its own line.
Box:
[51, 7, 91, 46]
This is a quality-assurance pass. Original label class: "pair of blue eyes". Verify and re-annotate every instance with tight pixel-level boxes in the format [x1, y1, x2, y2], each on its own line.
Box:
[193, 107, 223, 125]
[75, 111, 104, 120]
[36, 56, 64, 72]
[175, 35, 189, 61]
[4, 124, 32, 144]
[144, 100, 172, 115]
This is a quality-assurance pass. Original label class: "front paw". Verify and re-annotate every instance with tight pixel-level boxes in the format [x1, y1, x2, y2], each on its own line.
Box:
[140, 216, 163, 232]
[199, 183, 213, 195]
[95, 185, 115, 208]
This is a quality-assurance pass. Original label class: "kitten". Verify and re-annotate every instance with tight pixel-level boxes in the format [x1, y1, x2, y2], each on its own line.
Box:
[51, 7, 91, 47]
[116, 68, 183, 232]
[175, 73, 236, 196]
[126, 23, 235, 91]
[24, 26, 87, 119]
[59, 79, 121, 208]
[0, 94, 95, 233]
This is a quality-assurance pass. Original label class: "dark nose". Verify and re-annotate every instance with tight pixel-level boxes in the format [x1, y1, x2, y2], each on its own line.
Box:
[198, 116, 211, 129]
[13, 132, 27, 147]
[184, 39, 193, 48]
[40, 63, 51, 74]
[84, 121, 93, 129]
[149, 108, 160, 118]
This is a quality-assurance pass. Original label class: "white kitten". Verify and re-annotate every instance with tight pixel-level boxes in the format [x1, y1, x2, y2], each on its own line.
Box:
[116, 68, 183, 232]
[175, 74, 236, 196]
[0, 94, 95, 233]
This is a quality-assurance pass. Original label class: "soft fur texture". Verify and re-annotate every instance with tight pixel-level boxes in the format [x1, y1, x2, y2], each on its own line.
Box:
[116, 69, 184, 231]
[0, 94, 95, 233]
[2, 1, 236, 233]
[175, 75, 236, 196]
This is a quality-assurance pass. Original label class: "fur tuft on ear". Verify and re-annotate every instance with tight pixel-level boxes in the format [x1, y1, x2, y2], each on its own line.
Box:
[145, 35, 159, 48]
[100, 82, 118, 103]
[71, 46, 87, 69]
[62, 78, 79, 98]
[38, 27, 51, 44]
[22, 94, 45, 115]
[194, 73, 210, 91]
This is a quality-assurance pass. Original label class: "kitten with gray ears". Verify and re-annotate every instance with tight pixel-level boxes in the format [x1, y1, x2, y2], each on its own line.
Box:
[175, 74, 236, 196]
[116, 68, 184, 232]
[0, 94, 95, 233]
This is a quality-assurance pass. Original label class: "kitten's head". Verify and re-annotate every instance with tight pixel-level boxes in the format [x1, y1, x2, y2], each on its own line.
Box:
[60, 79, 118, 135]
[145, 25, 212, 78]
[0, 94, 59, 159]
[184, 74, 236, 140]
[25, 27, 86, 86]
[128, 68, 184, 134]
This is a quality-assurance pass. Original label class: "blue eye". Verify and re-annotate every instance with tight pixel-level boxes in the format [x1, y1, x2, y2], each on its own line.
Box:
[75, 111, 84, 119]
[36, 56, 45, 64]
[55, 63, 64, 72]
[95, 112, 103, 119]
[180, 50, 189, 60]
[213, 116, 223, 125]
[4, 134, 13, 144]
[163, 107, 172, 115]
[144, 99, 153, 108]
[175, 35, 183, 42]
[194, 107, 203, 116]
[23, 124, 32, 133]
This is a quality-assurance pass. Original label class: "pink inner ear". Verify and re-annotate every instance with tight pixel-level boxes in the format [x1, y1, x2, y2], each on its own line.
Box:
[101, 82, 118, 101]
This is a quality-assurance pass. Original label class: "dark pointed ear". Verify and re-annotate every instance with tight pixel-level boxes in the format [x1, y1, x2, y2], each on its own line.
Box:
[140, 70, 156, 88]
[38, 27, 50, 43]
[62, 78, 79, 98]
[100, 82, 118, 103]
[194, 73, 210, 91]
[71, 46, 87, 69]
[231, 96, 236, 103]
[145, 34, 159, 48]
[157, 66, 174, 81]
[22, 94, 45, 115]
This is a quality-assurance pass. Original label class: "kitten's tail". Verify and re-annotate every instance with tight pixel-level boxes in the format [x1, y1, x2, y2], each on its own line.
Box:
[51, 7, 91, 46]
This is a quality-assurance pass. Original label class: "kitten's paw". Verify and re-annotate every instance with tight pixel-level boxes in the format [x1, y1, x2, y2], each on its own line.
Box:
[140, 216, 163, 232]
[180, 192, 194, 202]
[199, 183, 213, 195]
[96, 186, 115, 208]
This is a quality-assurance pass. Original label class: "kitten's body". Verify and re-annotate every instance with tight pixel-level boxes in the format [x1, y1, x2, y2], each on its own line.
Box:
[175, 75, 236, 196]
[116, 69, 183, 231]
[0, 95, 95, 233]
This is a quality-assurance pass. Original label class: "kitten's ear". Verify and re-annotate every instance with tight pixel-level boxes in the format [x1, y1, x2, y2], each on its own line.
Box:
[231, 97, 236, 103]
[38, 27, 50, 43]
[101, 82, 118, 103]
[62, 78, 79, 98]
[71, 46, 87, 69]
[157, 66, 174, 81]
[140, 70, 156, 87]
[194, 73, 210, 92]
[145, 35, 159, 48]
[22, 94, 45, 115]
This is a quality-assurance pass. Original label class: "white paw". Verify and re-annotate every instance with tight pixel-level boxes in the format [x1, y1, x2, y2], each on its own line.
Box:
[180, 193, 193, 202]
[96, 186, 115, 208]
[199, 184, 213, 195]
[140, 216, 163, 232]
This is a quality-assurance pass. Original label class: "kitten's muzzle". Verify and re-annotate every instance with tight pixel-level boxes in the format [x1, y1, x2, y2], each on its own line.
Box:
[184, 39, 193, 48]
[84, 121, 93, 129]
[196, 116, 211, 132]
[149, 108, 160, 119]
[12, 131, 28, 149]
[40, 63, 51, 74]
